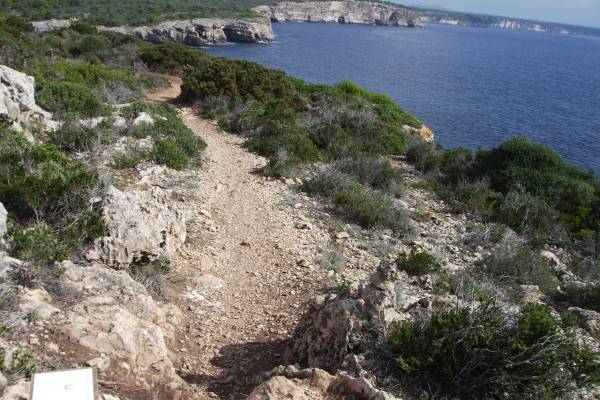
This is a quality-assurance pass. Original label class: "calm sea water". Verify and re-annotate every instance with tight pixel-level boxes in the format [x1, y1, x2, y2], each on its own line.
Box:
[205, 23, 600, 174]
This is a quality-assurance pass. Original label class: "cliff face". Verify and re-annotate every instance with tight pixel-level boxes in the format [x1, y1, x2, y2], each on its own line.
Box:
[253, 1, 423, 27]
[33, 17, 274, 45]
[99, 17, 274, 45]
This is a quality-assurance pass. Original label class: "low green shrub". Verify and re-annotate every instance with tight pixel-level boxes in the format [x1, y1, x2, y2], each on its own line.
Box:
[152, 138, 189, 170]
[333, 157, 403, 196]
[556, 284, 600, 312]
[0, 129, 104, 263]
[112, 152, 146, 169]
[48, 121, 103, 152]
[36, 82, 104, 117]
[8, 225, 67, 265]
[481, 240, 558, 294]
[396, 248, 441, 276]
[140, 42, 211, 73]
[304, 169, 413, 233]
[8, 348, 38, 377]
[392, 302, 600, 399]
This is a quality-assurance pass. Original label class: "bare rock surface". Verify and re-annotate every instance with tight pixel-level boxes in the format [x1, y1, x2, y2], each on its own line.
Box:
[99, 17, 274, 45]
[0, 65, 57, 135]
[254, 1, 422, 27]
[89, 185, 186, 269]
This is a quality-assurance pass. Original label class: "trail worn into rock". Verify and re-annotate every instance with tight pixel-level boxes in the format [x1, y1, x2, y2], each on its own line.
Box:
[149, 79, 334, 399]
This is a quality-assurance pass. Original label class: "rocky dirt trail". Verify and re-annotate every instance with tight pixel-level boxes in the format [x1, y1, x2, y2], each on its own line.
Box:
[147, 78, 335, 399]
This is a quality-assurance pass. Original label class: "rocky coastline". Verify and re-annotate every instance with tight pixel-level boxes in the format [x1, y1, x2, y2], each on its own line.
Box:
[33, 17, 274, 45]
[253, 0, 424, 28]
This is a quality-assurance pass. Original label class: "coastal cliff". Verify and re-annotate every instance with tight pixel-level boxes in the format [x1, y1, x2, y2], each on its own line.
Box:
[99, 17, 274, 45]
[253, 0, 423, 27]
[34, 17, 274, 45]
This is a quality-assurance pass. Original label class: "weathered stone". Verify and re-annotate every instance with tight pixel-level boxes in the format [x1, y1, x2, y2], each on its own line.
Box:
[89, 186, 186, 269]
[0, 372, 7, 393]
[402, 124, 435, 141]
[0, 379, 30, 400]
[0, 65, 58, 135]
[17, 287, 60, 320]
[568, 307, 600, 337]
[133, 112, 155, 125]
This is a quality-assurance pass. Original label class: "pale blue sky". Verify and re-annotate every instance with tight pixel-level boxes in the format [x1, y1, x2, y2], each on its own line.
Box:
[405, 0, 600, 28]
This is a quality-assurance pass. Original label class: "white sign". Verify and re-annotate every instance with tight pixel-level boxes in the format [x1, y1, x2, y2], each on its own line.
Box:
[31, 368, 97, 400]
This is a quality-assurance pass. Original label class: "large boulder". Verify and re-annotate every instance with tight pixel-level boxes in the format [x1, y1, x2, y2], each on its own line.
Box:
[0, 65, 57, 135]
[286, 263, 411, 371]
[88, 186, 186, 269]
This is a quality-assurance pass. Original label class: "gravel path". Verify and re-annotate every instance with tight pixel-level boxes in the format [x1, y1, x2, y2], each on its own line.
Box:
[150, 78, 333, 399]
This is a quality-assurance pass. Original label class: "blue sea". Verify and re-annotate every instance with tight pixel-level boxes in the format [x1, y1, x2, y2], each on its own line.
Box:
[205, 23, 600, 174]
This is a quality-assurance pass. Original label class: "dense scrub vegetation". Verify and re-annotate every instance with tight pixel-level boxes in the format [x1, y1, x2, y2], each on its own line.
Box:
[392, 302, 600, 399]
[0, 0, 264, 26]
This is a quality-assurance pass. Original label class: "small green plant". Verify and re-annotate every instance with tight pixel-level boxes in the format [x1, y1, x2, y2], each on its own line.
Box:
[8, 225, 68, 265]
[396, 248, 441, 276]
[318, 246, 347, 273]
[9, 348, 38, 377]
[152, 138, 189, 170]
[556, 284, 600, 312]
[112, 152, 146, 169]
[129, 259, 171, 296]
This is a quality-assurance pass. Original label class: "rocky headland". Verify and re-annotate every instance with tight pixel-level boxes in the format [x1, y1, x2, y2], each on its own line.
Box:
[33, 17, 274, 45]
[253, 1, 423, 27]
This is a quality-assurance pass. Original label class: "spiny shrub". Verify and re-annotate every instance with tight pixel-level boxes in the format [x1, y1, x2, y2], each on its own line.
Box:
[396, 248, 441, 276]
[333, 157, 403, 196]
[112, 152, 145, 169]
[481, 239, 558, 295]
[48, 121, 103, 152]
[392, 302, 600, 399]
[36, 82, 104, 117]
[304, 169, 413, 233]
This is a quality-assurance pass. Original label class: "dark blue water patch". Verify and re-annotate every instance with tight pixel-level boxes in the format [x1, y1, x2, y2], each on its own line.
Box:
[204, 23, 600, 174]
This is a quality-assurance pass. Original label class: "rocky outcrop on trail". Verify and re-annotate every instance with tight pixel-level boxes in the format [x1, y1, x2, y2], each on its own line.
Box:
[0, 65, 57, 136]
[88, 185, 187, 269]
[32, 19, 73, 32]
[249, 365, 401, 399]
[253, 1, 423, 27]
[99, 17, 274, 45]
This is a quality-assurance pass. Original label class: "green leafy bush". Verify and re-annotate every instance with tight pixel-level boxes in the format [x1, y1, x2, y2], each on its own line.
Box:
[333, 157, 403, 196]
[112, 152, 146, 169]
[0, 130, 104, 263]
[151, 138, 189, 170]
[140, 42, 211, 72]
[8, 225, 68, 265]
[36, 82, 104, 117]
[396, 248, 441, 276]
[392, 302, 600, 399]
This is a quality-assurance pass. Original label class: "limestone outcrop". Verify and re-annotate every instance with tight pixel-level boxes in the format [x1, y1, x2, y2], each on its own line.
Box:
[253, 1, 423, 27]
[249, 366, 402, 400]
[99, 17, 274, 45]
[88, 186, 186, 269]
[0, 65, 58, 135]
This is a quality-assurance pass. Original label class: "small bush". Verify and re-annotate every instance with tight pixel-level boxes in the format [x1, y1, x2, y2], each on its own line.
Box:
[8, 225, 67, 265]
[36, 82, 104, 117]
[396, 248, 441, 276]
[112, 152, 146, 169]
[48, 121, 102, 152]
[129, 259, 171, 296]
[333, 157, 403, 196]
[392, 302, 600, 399]
[481, 239, 558, 294]
[152, 138, 189, 170]
[8, 348, 38, 377]
[140, 42, 211, 72]
[318, 246, 347, 273]
[556, 284, 600, 312]
[405, 139, 442, 174]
